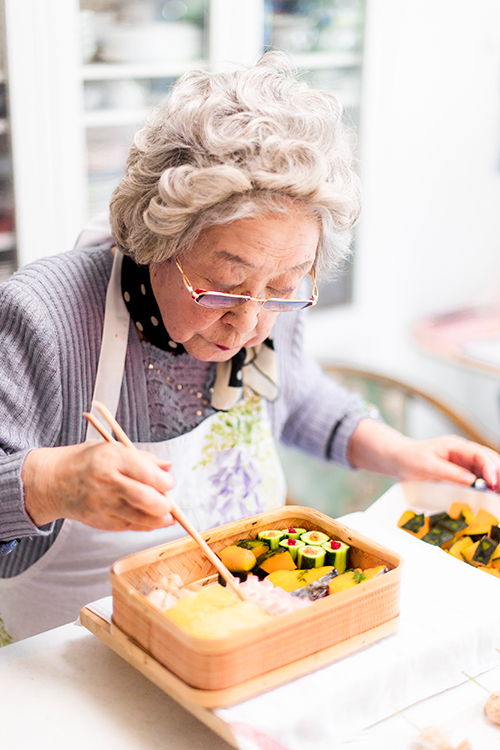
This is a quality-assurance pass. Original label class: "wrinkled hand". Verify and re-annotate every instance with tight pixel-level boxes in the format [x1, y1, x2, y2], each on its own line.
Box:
[23, 441, 176, 531]
[349, 420, 500, 493]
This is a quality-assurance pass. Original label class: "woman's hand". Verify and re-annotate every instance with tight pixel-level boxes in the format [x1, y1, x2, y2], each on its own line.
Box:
[349, 419, 500, 492]
[22, 442, 176, 531]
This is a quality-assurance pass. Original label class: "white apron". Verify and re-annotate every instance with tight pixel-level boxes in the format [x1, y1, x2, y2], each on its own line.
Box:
[0, 251, 286, 643]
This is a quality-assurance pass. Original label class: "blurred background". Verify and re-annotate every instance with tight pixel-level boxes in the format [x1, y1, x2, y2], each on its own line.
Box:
[1, 0, 499, 513]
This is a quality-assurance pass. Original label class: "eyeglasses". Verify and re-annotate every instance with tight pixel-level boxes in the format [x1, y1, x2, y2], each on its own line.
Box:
[175, 258, 318, 312]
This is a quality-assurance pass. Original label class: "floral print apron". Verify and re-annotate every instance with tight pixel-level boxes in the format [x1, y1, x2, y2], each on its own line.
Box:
[0, 251, 286, 643]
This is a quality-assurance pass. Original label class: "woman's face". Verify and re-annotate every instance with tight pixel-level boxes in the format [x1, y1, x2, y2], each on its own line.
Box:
[150, 213, 320, 362]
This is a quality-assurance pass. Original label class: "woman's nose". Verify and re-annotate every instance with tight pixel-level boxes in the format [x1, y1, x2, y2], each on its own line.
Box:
[223, 301, 261, 333]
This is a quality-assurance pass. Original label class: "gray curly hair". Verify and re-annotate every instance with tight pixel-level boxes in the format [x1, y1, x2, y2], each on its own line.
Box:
[110, 51, 361, 279]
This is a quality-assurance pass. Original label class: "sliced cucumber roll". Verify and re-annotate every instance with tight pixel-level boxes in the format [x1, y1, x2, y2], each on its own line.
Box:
[257, 529, 285, 550]
[321, 540, 350, 574]
[279, 537, 305, 562]
[300, 530, 330, 546]
[284, 526, 307, 540]
[297, 545, 326, 569]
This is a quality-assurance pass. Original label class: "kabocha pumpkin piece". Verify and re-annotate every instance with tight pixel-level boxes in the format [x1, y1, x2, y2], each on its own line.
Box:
[400, 512, 429, 537]
[219, 544, 257, 574]
[322, 540, 350, 573]
[464, 522, 493, 542]
[475, 509, 499, 527]
[489, 543, 500, 568]
[472, 536, 497, 566]
[428, 511, 450, 527]
[449, 537, 474, 560]
[433, 514, 468, 537]
[449, 502, 475, 524]
[234, 538, 270, 559]
[421, 526, 456, 549]
[278, 537, 304, 562]
[266, 566, 334, 592]
[397, 510, 416, 528]
[461, 540, 480, 565]
[257, 529, 285, 550]
[255, 548, 297, 575]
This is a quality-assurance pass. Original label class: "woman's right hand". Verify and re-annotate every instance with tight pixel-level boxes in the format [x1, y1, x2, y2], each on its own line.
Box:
[22, 442, 176, 531]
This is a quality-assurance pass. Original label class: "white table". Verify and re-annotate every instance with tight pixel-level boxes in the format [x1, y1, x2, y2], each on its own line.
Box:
[1, 618, 499, 750]
[0, 621, 233, 750]
[3, 481, 500, 749]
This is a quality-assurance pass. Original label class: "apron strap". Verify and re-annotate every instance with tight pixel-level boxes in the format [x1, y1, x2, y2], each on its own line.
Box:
[86, 250, 130, 441]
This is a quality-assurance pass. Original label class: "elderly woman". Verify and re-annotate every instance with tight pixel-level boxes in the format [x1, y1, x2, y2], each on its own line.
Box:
[0, 53, 498, 644]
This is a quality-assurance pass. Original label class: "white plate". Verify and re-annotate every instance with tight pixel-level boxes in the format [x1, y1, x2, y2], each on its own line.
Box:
[364, 479, 499, 523]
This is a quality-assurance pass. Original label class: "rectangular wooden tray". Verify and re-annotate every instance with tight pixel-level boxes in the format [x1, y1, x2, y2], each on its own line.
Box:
[110, 505, 402, 692]
[80, 606, 399, 710]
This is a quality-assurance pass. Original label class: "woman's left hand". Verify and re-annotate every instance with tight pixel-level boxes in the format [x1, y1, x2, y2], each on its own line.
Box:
[349, 420, 500, 493]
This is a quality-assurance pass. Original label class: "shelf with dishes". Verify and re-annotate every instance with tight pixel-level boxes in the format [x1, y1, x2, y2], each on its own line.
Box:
[80, 60, 205, 82]
[84, 108, 150, 129]
[289, 50, 362, 70]
[81, 52, 362, 130]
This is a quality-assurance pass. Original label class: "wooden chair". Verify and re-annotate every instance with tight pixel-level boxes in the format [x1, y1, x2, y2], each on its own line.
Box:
[280, 364, 499, 517]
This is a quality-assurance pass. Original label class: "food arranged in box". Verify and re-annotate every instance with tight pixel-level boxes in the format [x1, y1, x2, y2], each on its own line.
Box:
[398, 501, 500, 577]
[110, 506, 402, 693]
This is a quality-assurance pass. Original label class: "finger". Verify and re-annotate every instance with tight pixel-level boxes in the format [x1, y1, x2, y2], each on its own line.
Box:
[87, 513, 174, 532]
[118, 450, 176, 496]
[447, 443, 500, 491]
[431, 458, 478, 487]
[116, 474, 175, 518]
[107, 507, 176, 531]
[473, 449, 500, 492]
[156, 459, 172, 471]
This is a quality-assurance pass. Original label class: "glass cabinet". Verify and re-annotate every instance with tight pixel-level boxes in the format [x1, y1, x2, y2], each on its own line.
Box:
[1, 0, 365, 302]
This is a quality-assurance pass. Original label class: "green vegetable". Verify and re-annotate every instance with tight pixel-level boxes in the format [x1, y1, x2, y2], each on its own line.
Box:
[278, 537, 304, 562]
[300, 530, 330, 546]
[297, 545, 326, 569]
[257, 529, 285, 550]
[321, 540, 350, 574]
[284, 526, 307, 540]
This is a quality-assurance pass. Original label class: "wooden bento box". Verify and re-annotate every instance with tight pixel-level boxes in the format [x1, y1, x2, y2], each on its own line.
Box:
[110, 506, 402, 692]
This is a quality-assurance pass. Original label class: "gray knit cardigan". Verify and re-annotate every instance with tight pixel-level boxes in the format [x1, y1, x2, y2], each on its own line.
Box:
[0, 243, 369, 576]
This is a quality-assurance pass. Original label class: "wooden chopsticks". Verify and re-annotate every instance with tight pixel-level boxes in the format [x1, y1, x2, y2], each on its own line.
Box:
[83, 401, 245, 600]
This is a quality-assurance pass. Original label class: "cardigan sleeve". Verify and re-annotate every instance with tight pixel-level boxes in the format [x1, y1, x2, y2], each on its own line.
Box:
[0, 278, 62, 541]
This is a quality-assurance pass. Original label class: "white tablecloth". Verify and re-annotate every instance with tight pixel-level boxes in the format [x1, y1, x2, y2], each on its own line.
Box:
[4, 482, 500, 749]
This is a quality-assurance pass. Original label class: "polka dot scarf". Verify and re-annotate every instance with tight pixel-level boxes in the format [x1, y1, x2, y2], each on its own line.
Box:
[120, 253, 278, 411]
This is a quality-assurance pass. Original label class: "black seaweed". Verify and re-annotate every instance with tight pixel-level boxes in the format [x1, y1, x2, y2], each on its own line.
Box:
[401, 513, 426, 533]
[421, 526, 455, 547]
[472, 536, 496, 566]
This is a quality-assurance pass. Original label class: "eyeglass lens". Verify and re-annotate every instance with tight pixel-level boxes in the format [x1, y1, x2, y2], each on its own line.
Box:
[195, 293, 312, 312]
